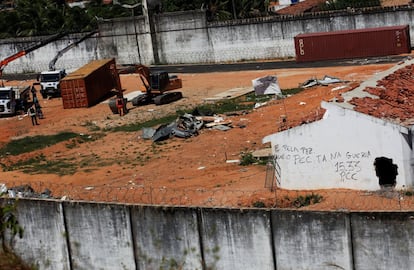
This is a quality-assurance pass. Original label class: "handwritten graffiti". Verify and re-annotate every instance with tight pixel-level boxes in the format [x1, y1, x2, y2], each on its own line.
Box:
[274, 144, 371, 181]
[335, 161, 362, 181]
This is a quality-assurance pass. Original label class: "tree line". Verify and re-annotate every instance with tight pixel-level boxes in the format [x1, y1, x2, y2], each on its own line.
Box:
[0, 0, 381, 38]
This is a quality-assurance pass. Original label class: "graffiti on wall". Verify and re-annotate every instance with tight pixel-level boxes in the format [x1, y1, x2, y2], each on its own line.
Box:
[274, 144, 372, 181]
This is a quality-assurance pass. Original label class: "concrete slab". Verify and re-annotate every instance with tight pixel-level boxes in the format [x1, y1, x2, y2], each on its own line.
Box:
[102, 90, 143, 103]
[252, 148, 273, 158]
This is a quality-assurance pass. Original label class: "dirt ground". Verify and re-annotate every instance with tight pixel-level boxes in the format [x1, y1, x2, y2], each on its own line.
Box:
[1, 60, 412, 210]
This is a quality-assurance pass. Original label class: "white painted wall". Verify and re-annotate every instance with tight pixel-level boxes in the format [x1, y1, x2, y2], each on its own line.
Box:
[263, 102, 414, 190]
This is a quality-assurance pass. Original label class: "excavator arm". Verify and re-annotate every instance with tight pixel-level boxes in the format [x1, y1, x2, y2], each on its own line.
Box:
[0, 32, 66, 77]
[48, 31, 97, 71]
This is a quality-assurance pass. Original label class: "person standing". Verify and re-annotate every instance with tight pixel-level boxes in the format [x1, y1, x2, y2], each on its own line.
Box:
[27, 105, 39, 126]
[116, 95, 125, 116]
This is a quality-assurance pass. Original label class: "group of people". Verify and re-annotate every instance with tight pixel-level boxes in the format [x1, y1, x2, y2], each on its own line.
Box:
[27, 86, 44, 126]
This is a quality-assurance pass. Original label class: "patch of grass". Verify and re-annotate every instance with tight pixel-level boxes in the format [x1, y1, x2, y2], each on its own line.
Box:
[405, 190, 414, 196]
[293, 193, 323, 208]
[65, 133, 106, 149]
[3, 152, 121, 175]
[282, 87, 304, 96]
[3, 154, 78, 176]
[107, 114, 179, 132]
[244, 92, 274, 103]
[252, 201, 266, 208]
[0, 132, 79, 156]
[194, 99, 254, 115]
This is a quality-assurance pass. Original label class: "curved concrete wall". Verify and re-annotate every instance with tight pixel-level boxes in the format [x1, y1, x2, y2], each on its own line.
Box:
[3, 198, 414, 270]
[1, 8, 414, 74]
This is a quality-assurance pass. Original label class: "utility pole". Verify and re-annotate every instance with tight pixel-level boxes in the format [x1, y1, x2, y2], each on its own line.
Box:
[115, 1, 142, 63]
[142, 0, 160, 64]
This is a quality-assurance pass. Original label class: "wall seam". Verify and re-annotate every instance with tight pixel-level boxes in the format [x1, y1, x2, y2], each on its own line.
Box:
[128, 205, 140, 270]
[197, 208, 207, 270]
[61, 202, 74, 270]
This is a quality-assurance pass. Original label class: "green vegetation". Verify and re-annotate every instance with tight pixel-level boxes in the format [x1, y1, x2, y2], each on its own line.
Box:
[252, 200, 266, 208]
[0, 201, 23, 245]
[195, 100, 251, 115]
[404, 190, 414, 196]
[107, 114, 179, 132]
[282, 87, 305, 96]
[65, 133, 106, 149]
[239, 152, 257, 166]
[1, 154, 78, 175]
[0, 196, 28, 270]
[0, 132, 79, 156]
[239, 151, 269, 166]
[0, 0, 385, 38]
[293, 193, 323, 208]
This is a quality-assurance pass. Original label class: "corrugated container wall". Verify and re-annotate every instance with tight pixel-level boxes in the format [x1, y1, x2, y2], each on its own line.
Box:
[60, 58, 117, 109]
[294, 25, 411, 62]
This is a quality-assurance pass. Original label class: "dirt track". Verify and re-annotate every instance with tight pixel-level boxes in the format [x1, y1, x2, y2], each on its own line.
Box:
[1, 62, 411, 209]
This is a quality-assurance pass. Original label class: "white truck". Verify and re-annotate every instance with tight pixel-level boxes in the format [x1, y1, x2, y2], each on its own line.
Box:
[0, 85, 30, 116]
[38, 69, 66, 98]
[38, 31, 96, 99]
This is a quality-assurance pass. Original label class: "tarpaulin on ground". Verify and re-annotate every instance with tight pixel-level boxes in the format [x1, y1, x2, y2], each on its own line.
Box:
[252, 75, 281, 95]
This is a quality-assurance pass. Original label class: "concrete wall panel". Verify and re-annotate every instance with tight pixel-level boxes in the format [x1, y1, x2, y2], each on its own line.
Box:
[4, 199, 70, 270]
[131, 205, 202, 270]
[200, 208, 274, 270]
[63, 202, 135, 270]
[5, 199, 414, 270]
[351, 212, 414, 270]
[272, 210, 353, 270]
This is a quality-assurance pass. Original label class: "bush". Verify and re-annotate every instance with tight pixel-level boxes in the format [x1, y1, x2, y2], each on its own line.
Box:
[293, 193, 323, 208]
[239, 152, 258, 166]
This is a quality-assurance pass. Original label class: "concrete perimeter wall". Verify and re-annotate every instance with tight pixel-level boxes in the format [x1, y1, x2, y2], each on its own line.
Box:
[3, 198, 414, 270]
[1, 7, 414, 74]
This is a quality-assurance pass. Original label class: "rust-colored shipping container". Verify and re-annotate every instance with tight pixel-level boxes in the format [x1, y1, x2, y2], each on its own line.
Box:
[61, 58, 118, 109]
[294, 25, 411, 62]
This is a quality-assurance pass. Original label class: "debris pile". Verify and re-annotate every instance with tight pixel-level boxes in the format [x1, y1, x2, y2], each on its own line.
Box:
[349, 64, 414, 124]
[252, 75, 281, 95]
[0, 183, 53, 199]
[143, 113, 235, 142]
[301, 75, 345, 88]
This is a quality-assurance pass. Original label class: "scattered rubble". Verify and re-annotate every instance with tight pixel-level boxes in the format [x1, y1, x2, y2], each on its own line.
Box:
[349, 64, 414, 124]
[143, 113, 235, 142]
[252, 75, 281, 95]
[301, 75, 345, 88]
[0, 183, 53, 199]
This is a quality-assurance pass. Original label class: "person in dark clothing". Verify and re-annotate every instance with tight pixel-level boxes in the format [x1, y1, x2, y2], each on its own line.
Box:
[116, 95, 125, 116]
[27, 105, 39, 126]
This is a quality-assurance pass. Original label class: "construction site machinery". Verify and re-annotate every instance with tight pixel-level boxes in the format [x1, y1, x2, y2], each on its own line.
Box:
[0, 85, 31, 116]
[0, 33, 65, 79]
[39, 31, 97, 99]
[108, 64, 183, 114]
